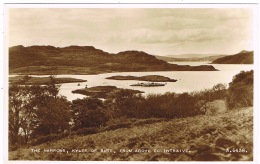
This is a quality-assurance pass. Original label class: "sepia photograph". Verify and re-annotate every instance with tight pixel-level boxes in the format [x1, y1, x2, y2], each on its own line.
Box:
[4, 4, 257, 162]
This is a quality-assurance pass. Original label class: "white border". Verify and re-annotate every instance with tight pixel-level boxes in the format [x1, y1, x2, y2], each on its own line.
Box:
[3, 5, 9, 164]
[3, 3, 259, 8]
[1, 2, 259, 164]
[253, 4, 260, 164]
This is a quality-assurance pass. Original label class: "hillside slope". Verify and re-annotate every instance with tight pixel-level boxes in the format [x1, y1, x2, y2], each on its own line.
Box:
[166, 54, 225, 58]
[211, 51, 253, 64]
[9, 45, 217, 75]
[9, 107, 253, 161]
[156, 55, 227, 62]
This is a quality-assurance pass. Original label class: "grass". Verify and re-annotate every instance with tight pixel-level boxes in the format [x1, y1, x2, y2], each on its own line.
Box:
[9, 107, 253, 161]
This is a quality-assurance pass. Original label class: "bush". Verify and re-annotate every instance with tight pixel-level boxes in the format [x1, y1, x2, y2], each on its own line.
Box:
[227, 70, 253, 108]
[106, 91, 205, 119]
[74, 127, 99, 135]
[191, 83, 228, 114]
[104, 122, 132, 131]
[133, 118, 168, 126]
[9, 144, 19, 151]
[31, 132, 69, 146]
[166, 93, 198, 118]
[104, 83, 228, 120]
[71, 98, 108, 130]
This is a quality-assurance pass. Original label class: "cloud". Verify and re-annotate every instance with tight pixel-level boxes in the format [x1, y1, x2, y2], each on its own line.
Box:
[8, 8, 254, 55]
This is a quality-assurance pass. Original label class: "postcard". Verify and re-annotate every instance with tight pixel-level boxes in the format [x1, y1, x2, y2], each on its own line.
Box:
[3, 3, 258, 163]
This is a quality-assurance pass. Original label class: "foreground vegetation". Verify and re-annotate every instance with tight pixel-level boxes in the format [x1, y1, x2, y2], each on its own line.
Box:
[9, 107, 253, 161]
[8, 70, 254, 161]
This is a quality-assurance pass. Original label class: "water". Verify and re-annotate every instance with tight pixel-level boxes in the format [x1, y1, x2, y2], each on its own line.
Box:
[10, 63, 254, 101]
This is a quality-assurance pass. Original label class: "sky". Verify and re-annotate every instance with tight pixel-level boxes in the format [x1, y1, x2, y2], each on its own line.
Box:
[8, 8, 254, 56]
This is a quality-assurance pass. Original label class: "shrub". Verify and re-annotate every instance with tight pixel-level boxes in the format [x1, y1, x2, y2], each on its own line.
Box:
[106, 91, 205, 119]
[133, 118, 167, 126]
[71, 98, 108, 130]
[31, 132, 69, 146]
[104, 122, 132, 131]
[104, 83, 229, 120]
[227, 70, 253, 108]
[74, 127, 99, 135]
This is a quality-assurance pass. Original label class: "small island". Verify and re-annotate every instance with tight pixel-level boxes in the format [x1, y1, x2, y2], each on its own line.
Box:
[106, 75, 177, 82]
[130, 82, 166, 87]
[9, 76, 87, 85]
[72, 86, 144, 99]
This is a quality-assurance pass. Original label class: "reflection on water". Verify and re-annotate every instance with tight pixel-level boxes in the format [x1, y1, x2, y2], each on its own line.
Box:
[10, 63, 254, 101]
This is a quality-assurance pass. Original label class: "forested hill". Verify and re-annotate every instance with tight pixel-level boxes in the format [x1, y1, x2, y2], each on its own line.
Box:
[9, 45, 216, 75]
[211, 50, 253, 64]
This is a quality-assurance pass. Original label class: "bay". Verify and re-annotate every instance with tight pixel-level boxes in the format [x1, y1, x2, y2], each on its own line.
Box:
[54, 63, 254, 101]
[9, 63, 254, 101]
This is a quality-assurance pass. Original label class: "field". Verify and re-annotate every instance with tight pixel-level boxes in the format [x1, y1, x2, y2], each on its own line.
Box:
[9, 107, 253, 161]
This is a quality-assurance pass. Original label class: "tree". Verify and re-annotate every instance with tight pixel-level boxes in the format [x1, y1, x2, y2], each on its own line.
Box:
[32, 95, 71, 136]
[211, 83, 227, 99]
[28, 77, 71, 136]
[169, 92, 197, 118]
[227, 70, 253, 108]
[71, 97, 108, 130]
[9, 75, 72, 147]
[9, 85, 32, 145]
[105, 90, 144, 118]
[191, 83, 227, 114]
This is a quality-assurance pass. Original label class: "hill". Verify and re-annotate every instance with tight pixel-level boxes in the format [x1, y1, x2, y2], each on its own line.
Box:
[166, 54, 226, 59]
[155, 55, 227, 62]
[9, 107, 253, 161]
[211, 51, 253, 64]
[9, 45, 217, 75]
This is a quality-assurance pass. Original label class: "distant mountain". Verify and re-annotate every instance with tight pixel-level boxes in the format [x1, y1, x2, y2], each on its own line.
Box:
[166, 54, 226, 59]
[9, 45, 217, 75]
[211, 50, 253, 64]
[155, 55, 227, 62]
